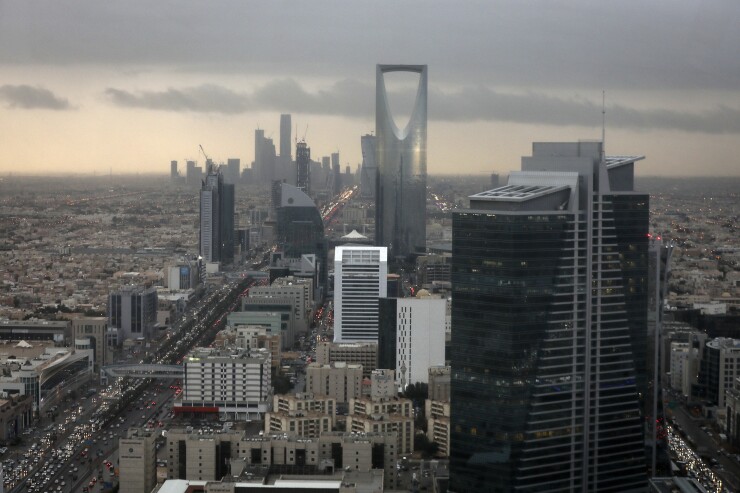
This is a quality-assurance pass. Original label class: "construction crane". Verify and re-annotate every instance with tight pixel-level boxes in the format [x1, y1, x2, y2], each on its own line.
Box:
[199, 144, 212, 172]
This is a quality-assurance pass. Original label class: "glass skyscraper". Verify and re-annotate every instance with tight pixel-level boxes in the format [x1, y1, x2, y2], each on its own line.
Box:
[199, 164, 234, 264]
[375, 64, 427, 259]
[275, 182, 328, 294]
[449, 142, 649, 492]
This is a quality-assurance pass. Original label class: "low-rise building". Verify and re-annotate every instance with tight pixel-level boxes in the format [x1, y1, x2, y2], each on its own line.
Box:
[120, 428, 157, 493]
[348, 395, 414, 455]
[177, 347, 271, 420]
[167, 428, 244, 481]
[370, 369, 396, 400]
[346, 413, 413, 455]
[305, 362, 363, 404]
[428, 365, 451, 402]
[238, 431, 398, 490]
[426, 399, 451, 457]
[0, 394, 32, 441]
[72, 317, 108, 373]
[265, 410, 332, 438]
[316, 342, 377, 378]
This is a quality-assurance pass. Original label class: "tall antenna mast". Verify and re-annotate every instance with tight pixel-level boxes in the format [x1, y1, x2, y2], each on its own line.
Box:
[601, 90, 606, 162]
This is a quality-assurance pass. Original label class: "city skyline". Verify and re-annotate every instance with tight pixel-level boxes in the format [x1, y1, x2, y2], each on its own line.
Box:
[1, 1, 739, 177]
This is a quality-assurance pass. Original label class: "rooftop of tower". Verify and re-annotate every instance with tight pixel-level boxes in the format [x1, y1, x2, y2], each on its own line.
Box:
[469, 184, 570, 202]
[605, 155, 645, 169]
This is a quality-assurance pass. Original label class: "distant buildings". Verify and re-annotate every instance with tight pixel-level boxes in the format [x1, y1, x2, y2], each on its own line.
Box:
[254, 128, 276, 184]
[108, 285, 158, 343]
[449, 142, 649, 492]
[166, 258, 200, 291]
[72, 317, 108, 373]
[296, 141, 311, 195]
[375, 64, 427, 259]
[333, 246, 387, 343]
[280, 114, 292, 161]
[225, 158, 240, 184]
[274, 183, 328, 295]
[359, 134, 377, 199]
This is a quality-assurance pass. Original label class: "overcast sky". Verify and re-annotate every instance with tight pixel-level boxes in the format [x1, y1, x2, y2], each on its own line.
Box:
[1, 0, 738, 176]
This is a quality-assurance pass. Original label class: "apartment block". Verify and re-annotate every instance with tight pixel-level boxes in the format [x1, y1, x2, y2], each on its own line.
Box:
[305, 362, 363, 404]
[316, 342, 377, 377]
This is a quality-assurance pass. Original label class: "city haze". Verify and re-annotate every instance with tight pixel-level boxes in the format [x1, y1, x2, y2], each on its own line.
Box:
[1, 0, 739, 176]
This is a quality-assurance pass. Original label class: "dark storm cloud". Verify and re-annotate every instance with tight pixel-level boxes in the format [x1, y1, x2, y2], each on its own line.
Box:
[2, 1, 740, 92]
[0, 85, 72, 110]
[105, 85, 249, 114]
[105, 80, 740, 134]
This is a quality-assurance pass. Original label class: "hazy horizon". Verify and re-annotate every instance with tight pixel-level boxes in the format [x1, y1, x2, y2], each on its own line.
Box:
[1, 1, 739, 177]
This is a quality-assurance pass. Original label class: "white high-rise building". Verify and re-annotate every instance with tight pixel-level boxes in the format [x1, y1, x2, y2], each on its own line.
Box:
[334, 246, 387, 342]
[378, 296, 446, 390]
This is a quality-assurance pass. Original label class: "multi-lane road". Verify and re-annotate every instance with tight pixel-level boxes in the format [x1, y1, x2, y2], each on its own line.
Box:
[8, 276, 258, 493]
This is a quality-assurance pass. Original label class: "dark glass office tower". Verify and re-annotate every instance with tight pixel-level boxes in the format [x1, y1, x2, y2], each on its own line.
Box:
[275, 183, 328, 294]
[449, 142, 648, 493]
[220, 182, 235, 263]
[296, 140, 311, 195]
[199, 165, 235, 264]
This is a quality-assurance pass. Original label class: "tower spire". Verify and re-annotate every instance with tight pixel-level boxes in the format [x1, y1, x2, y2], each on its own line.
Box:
[601, 90, 606, 162]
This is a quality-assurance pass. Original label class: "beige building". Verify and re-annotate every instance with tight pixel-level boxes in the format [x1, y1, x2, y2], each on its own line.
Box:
[370, 369, 396, 400]
[347, 395, 414, 454]
[275, 393, 336, 422]
[71, 317, 108, 372]
[0, 394, 32, 441]
[167, 429, 244, 481]
[237, 431, 399, 490]
[426, 399, 451, 456]
[265, 410, 332, 438]
[235, 325, 282, 370]
[346, 414, 413, 455]
[119, 428, 157, 493]
[316, 342, 377, 377]
[349, 396, 413, 418]
[305, 362, 363, 403]
[428, 365, 451, 402]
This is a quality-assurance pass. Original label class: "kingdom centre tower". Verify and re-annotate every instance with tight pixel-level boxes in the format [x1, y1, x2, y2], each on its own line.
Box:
[375, 64, 427, 260]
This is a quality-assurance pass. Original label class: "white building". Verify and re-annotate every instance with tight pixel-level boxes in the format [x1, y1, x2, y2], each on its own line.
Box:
[177, 347, 271, 419]
[378, 294, 446, 390]
[333, 246, 387, 342]
[670, 342, 690, 395]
